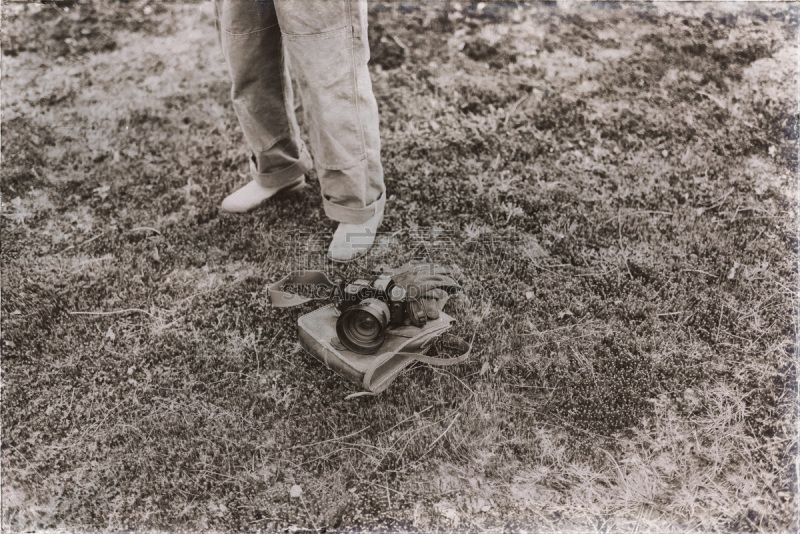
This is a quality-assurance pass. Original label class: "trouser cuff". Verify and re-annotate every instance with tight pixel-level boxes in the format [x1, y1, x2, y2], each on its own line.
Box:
[251, 145, 313, 188]
[324, 192, 385, 224]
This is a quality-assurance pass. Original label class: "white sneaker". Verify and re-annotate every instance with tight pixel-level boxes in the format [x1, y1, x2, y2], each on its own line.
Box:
[220, 175, 305, 213]
[327, 207, 384, 263]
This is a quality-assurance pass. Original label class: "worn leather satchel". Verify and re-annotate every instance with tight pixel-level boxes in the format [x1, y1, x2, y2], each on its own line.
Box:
[269, 263, 471, 396]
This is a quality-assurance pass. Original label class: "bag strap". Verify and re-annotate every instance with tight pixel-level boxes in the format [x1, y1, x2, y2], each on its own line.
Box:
[268, 270, 337, 308]
[362, 332, 474, 393]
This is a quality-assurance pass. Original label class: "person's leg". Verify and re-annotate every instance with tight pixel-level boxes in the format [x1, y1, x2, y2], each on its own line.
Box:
[274, 0, 386, 260]
[214, 0, 313, 212]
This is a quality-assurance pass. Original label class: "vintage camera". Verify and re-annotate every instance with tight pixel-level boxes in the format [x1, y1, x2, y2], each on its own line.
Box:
[336, 275, 426, 354]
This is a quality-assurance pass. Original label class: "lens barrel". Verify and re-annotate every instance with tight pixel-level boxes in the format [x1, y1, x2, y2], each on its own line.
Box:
[336, 298, 390, 354]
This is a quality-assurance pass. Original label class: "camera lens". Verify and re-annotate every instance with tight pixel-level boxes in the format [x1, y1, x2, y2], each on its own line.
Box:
[337, 298, 390, 354]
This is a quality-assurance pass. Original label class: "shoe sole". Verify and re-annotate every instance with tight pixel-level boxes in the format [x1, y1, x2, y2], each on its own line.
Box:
[327, 248, 369, 264]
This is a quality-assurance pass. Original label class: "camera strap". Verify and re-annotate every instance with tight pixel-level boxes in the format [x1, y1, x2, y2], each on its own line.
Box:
[268, 270, 338, 308]
[361, 331, 474, 394]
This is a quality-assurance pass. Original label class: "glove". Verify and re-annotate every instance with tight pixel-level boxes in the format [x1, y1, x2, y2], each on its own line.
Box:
[391, 262, 461, 325]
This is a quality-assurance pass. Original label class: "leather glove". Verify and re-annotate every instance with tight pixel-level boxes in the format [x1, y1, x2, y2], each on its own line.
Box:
[391, 262, 461, 325]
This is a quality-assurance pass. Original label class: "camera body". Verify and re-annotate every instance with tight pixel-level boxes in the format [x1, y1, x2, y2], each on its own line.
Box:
[336, 275, 426, 354]
[339, 275, 419, 326]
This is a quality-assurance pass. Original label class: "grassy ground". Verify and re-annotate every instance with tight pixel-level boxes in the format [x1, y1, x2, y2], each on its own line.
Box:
[1, 1, 798, 531]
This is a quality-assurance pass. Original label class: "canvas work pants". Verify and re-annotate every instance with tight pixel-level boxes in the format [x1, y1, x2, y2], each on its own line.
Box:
[214, 0, 385, 224]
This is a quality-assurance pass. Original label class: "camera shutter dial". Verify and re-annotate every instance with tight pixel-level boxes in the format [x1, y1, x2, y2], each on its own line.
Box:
[389, 285, 406, 301]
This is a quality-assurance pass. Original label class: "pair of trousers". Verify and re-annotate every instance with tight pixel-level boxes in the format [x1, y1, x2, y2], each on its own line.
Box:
[214, 0, 385, 224]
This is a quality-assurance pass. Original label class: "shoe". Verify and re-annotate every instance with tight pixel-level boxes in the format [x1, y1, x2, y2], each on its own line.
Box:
[327, 207, 384, 263]
[220, 175, 305, 213]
